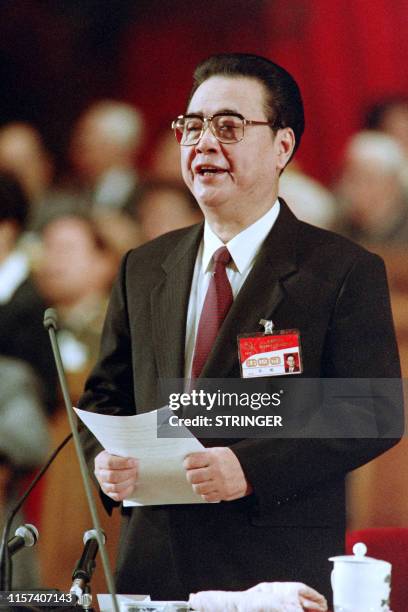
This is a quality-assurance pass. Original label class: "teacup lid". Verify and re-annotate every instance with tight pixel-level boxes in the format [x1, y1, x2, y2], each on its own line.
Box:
[329, 542, 389, 564]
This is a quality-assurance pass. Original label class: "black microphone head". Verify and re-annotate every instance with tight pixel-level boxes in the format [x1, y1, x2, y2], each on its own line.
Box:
[43, 308, 59, 331]
[14, 524, 39, 548]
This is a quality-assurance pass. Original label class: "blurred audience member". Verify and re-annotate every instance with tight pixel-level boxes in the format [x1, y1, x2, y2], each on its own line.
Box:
[0, 173, 57, 413]
[93, 211, 142, 257]
[279, 163, 337, 229]
[0, 122, 54, 230]
[365, 96, 408, 158]
[364, 96, 408, 192]
[36, 214, 119, 374]
[335, 131, 408, 246]
[149, 127, 183, 184]
[0, 356, 50, 589]
[132, 181, 203, 242]
[68, 100, 144, 214]
[0, 122, 53, 202]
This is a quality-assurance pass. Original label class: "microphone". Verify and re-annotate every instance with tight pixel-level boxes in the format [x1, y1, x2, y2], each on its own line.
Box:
[0, 435, 72, 590]
[43, 308, 119, 612]
[43, 308, 58, 331]
[70, 529, 105, 599]
[7, 524, 39, 556]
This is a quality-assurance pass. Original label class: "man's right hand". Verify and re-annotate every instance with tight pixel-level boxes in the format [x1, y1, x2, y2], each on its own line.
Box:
[94, 450, 138, 502]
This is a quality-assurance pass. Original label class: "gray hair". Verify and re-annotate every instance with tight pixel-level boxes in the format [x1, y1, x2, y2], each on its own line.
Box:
[85, 100, 143, 150]
[345, 130, 405, 175]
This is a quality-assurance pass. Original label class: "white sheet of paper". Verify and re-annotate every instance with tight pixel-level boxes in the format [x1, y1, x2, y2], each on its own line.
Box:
[97, 593, 149, 612]
[75, 406, 206, 506]
[97, 594, 190, 612]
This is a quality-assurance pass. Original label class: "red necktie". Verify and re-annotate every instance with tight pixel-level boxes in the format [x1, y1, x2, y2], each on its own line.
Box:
[191, 246, 233, 379]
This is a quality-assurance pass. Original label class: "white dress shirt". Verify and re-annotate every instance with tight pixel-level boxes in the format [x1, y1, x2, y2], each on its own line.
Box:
[184, 200, 280, 378]
[0, 250, 29, 304]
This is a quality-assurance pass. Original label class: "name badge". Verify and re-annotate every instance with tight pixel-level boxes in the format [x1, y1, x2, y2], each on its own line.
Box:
[238, 321, 303, 378]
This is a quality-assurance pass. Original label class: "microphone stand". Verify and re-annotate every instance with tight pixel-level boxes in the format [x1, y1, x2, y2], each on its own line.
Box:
[43, 309, 119, 612]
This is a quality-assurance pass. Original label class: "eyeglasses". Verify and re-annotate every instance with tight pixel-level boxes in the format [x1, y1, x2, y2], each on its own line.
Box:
[171, 112, 280, 146]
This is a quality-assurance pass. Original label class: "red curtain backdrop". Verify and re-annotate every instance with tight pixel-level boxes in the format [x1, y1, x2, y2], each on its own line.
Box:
[120, 0, 408, 184]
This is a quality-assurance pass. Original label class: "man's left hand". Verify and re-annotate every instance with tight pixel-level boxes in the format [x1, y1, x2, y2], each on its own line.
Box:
[184, 447, 253, 502]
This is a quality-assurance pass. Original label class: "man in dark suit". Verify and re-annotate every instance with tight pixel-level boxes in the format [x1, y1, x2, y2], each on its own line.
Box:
[79, 54, 402, 602]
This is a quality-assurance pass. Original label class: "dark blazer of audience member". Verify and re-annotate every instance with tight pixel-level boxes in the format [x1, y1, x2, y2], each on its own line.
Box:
[0, 173, 57, 413]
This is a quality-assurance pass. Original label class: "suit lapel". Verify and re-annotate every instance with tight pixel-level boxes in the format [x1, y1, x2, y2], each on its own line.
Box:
[151, 224, 203, 379]
[201, 200, 299, 378]
[151, 201, 300, 381]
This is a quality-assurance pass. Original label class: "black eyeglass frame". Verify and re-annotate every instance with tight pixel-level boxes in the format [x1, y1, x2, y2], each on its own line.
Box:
[171, 112, 282, 145]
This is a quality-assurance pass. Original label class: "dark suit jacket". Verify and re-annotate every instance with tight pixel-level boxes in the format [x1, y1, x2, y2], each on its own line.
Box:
[79, 200, 402, 601]
[0, 277, 57, 414]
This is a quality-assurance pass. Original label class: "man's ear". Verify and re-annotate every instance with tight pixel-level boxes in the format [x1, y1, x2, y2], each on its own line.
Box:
[276, 128, 296, 171]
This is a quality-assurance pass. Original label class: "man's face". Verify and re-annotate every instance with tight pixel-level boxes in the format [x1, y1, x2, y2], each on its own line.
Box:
[287, 356, 295, 367]
[180, 75, 289, 218]
[70, 113, 120, 182]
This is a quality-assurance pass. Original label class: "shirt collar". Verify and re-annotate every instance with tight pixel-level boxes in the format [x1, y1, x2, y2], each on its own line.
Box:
[0, 250, 30, 304]
[202, 199, 280, 273]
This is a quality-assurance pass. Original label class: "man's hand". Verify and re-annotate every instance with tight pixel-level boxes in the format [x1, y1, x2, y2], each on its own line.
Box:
[184, 447, 253, 502]
[94, 450, 138, 502]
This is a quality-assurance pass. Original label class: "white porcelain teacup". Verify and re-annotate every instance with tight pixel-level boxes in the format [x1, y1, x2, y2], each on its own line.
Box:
[329, 542, 391, 612]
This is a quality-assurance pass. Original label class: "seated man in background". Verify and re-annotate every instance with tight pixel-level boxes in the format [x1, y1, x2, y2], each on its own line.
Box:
[0, 122, 54, 232]
[132, 180, 203, 242]
[335, 130, 408, 246]
[364, 95, 408, 161]
[0, 172, 56, 414]
[279, 161, 337, 230]
[68, 100, 144, 214]
[36, 213, 119, 375]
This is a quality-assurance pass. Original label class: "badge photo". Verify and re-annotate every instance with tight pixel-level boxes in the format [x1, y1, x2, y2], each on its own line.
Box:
[238, 326, 303, 379]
